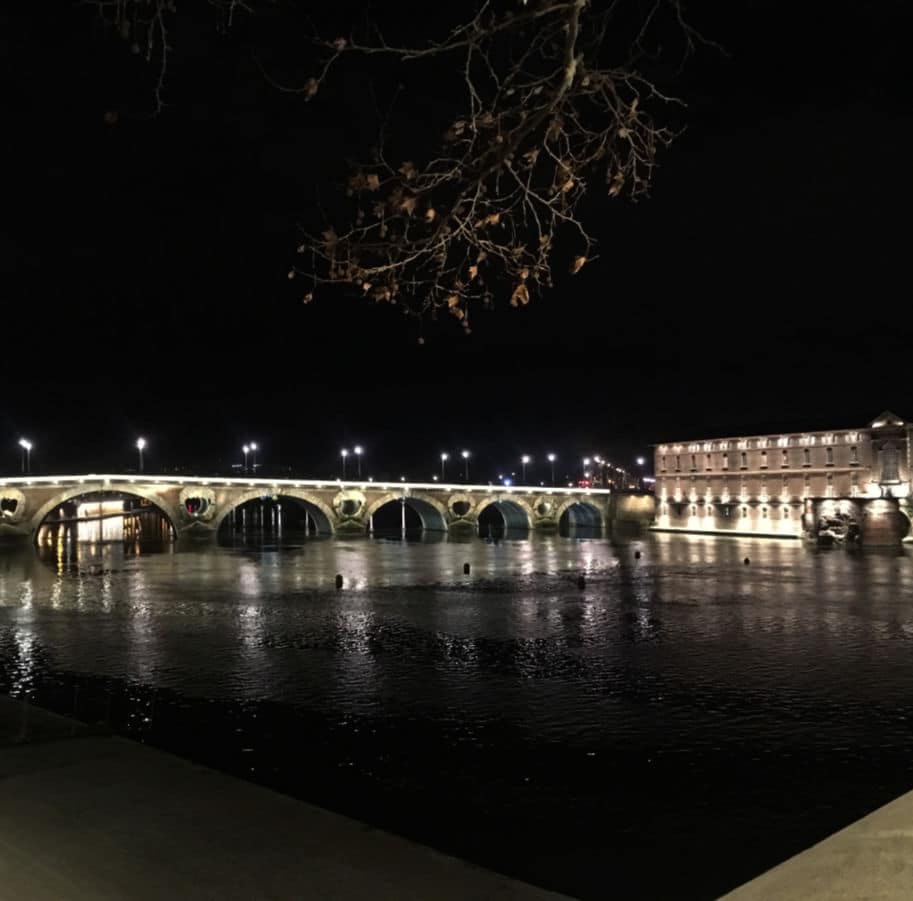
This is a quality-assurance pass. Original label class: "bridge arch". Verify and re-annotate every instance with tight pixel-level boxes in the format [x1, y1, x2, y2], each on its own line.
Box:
[213, 489, 336, 535]
[555, 498, 604, 530]
[476, 496, 533, 531]
[29, 485, 181, 540]
[363, 492, 449, 532]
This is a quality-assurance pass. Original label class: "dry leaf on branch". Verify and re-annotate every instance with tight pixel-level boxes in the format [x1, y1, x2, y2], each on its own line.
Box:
[511, 283, 530, 307]
[569, 255, 587, 274]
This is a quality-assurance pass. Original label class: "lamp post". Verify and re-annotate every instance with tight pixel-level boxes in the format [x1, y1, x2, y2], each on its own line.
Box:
[521, 455, 530, 484]
[250, 442, 258, 473]
[547, 453, 556, 486]
[242, 444, 250, 474]
[18, 438, 32, 475]
[636, 456, 645, 491]
[582, 457, 590, 484]
[440, 452, 448, 481]
[136, 437, 147, 473]
[461, 450, 470, 482]
[354, 445, 363, 479]
[341, 448, 349, 480]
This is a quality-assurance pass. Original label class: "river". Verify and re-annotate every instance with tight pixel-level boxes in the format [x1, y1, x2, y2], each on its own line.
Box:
[1, 530, 912, 899]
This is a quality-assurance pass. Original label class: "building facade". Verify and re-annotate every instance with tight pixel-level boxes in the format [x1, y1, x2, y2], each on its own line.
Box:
[653, 411, 912, 539]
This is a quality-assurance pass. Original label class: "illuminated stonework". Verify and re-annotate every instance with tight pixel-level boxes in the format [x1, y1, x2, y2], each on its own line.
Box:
[654, 410, 911, 538]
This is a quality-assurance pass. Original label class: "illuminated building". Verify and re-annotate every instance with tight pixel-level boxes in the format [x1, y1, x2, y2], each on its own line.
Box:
[653, 410, 911, 537]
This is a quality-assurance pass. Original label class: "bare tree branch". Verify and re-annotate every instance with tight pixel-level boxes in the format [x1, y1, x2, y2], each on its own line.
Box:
[289, 1, 693, 334]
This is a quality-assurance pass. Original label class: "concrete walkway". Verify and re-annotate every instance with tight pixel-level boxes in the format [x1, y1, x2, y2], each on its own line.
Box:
[0, 700, 570, 901]
[723, 789, 913, 900]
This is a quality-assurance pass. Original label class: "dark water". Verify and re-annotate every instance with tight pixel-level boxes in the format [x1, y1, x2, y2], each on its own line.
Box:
[2, 531, 913, 899]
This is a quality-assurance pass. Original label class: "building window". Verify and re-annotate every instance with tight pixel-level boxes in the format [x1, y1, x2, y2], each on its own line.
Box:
[722, 505, 730, 517]
[782, 507, 790, 519]
[741, 506, 748, 518]
[803, 478, 810, 498]
[850, 446, 858, 465]
[826, 474, 834, 497]
[722, 453, 729, 470]
[881, 443, 900, 482]
[675, 455, 681, 472]
[803, 448, 810, 467]
[705, 453, 712, 471]
[740, 451, 747, 469]
[661, 455, 667, 471]
[690, 454, 697, 471]
[760, 451, 768, 469]
[825, 447, 834, 466]
[691, 505, 697, 516]
[762, 507, 768, 518]
[781, 449, 789, 468]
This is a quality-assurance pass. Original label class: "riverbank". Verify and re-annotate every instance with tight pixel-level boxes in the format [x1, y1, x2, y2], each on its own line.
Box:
[722, 785, 913, 899]
[0, 699, 568, 900]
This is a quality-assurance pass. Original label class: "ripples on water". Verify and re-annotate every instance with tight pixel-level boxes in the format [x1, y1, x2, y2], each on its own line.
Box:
[2, 531, 913, 899]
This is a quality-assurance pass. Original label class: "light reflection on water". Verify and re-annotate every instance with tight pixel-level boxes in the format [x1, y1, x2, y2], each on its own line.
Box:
[0, 531, 912, 899]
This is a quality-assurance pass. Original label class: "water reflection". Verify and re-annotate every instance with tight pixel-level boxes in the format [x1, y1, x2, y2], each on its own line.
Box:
[0, 532, 912, 900]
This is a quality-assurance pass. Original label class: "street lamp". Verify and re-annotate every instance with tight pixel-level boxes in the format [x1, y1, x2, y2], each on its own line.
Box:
[136, 437, 147, 473]
[521, 454, 531, 484]
[636, 456, 646, 490]
[354, 445, 363, 479]
[461, 450, 470, 482]
[341, 448, 349, 480]
[440, 452, 449, 481]
[18, 438, 32, 475]
[249, 442, 258, 473]
[547, 453, 556, 486]
[242, 444, 250, 473]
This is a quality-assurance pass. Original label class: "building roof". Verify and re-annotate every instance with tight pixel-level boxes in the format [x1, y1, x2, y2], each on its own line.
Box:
[869, 410, 906, 428]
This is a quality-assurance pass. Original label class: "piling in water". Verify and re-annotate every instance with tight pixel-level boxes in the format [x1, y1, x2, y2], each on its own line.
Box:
[463, 563, 470, 575]
[335, 574, 343, 589]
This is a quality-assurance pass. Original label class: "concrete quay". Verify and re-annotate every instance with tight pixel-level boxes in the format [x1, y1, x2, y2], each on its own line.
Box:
[723, 787, 913, 899]
[0, 699, 569, 901]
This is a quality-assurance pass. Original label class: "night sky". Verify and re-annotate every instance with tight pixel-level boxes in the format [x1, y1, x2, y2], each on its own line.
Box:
[3, 1, 912, 481]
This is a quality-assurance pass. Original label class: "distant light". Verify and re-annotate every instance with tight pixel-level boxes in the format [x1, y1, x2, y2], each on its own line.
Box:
[461, 450, 470, 459]
[432, 475, 439, 481]
[583, 457, 590, 466]
[341, 448, 348, 457]
[243, 444, 250, 453]
[521, 455, 531, 464]
[354, 446, 363, 455]
[18, 438, 32, 451]
[441, 452, 449, 461]
[503, 478, 512, 486]
[136, 437, 147, 450]
[547, 453, 556, 462]
[636, 456, 646, 465]
[249, 442, 258, 451]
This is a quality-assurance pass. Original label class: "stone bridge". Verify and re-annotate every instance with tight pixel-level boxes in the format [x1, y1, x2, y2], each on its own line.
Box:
[0, 474, 655, 542]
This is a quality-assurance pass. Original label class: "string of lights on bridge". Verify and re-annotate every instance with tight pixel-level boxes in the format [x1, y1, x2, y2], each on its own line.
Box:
[11, 436, 655, 490]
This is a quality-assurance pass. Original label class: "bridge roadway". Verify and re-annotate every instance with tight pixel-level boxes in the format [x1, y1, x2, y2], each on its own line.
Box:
[0, 474, 656, 541]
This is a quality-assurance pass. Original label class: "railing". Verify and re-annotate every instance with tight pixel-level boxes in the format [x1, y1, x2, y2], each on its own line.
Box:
[0, 474, 614, 497]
